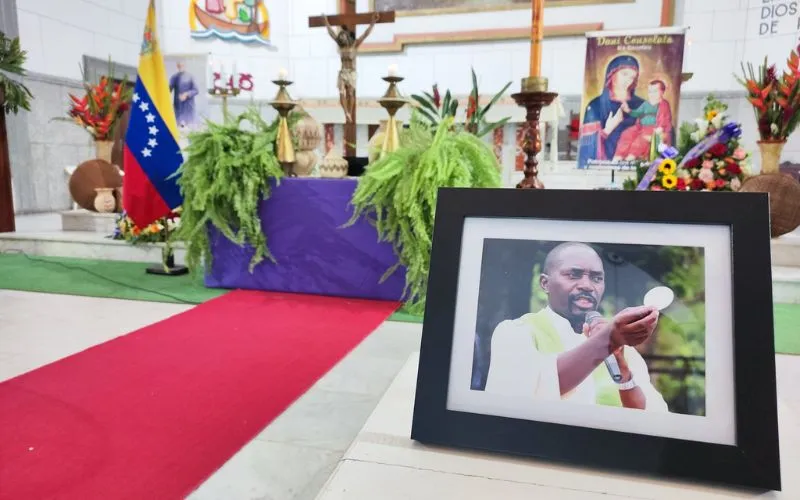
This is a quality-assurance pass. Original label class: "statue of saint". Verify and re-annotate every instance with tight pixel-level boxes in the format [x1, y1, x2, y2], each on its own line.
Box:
[322, 13, 379, 123]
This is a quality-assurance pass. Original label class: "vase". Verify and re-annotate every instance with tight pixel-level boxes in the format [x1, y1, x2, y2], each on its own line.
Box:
[293, 114, 322, 151]
[319, 150, 348, 178]
[758, 140, 786, 174]
[294, 150, 318, 177]
[93, 187, 116, 213]
[95, 140, 113, 164]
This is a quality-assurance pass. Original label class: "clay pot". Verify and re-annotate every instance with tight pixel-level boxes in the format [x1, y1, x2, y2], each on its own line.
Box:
[93, 187, 117, 213]
[293, 114, 322, 151]
[69, 159, 123, 212]
[319, 150, 348, 179]
[294, 150, 318, 177]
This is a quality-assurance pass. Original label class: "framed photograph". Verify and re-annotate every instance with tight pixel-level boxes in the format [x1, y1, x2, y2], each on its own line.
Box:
[411, 188, 780, 491]
[163, 54, 210, 138]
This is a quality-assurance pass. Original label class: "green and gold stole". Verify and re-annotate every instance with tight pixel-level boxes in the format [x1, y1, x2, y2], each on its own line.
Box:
[520, 310, 622, 407]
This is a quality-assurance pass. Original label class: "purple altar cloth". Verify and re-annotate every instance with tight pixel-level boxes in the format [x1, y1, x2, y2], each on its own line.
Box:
[204, 177, 406, 301]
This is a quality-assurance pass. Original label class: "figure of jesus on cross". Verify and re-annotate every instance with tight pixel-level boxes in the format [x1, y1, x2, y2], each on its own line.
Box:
[323, 12, 379, 124]
[309, 4, 395, 157]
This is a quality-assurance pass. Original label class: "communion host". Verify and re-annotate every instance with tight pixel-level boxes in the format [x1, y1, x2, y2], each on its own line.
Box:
[485, 242, 668, 411]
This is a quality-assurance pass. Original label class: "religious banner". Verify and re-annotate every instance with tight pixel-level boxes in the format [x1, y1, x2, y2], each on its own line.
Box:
[189, 0, 273, 47]
[163, 54, 210, 136]
[577, 27, 687, 170]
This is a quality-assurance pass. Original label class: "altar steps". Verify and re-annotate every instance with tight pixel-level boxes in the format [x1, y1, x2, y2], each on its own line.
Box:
[2, 212, 800, 304]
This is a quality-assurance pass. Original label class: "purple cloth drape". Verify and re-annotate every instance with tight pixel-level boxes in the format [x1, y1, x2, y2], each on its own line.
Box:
[204, 178, 406, 301]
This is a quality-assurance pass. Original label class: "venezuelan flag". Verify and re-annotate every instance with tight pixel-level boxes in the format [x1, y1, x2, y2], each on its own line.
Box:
[123, 0, 183, 227]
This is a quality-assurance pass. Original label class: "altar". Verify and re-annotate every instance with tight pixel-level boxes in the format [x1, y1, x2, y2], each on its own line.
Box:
[204, 177, 406, 301]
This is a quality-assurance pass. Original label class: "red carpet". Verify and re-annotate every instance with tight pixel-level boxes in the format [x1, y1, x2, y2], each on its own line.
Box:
[0, 290, 399, 500]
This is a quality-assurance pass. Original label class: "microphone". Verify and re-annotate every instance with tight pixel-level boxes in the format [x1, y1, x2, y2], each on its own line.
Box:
[584, 311, 623, 383]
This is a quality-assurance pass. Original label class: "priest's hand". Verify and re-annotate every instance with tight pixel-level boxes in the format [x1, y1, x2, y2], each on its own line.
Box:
[608, 306, 659, 352]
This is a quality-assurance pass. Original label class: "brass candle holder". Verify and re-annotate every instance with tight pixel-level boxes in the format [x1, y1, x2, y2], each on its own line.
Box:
[269, 79, 297, 175]
[512, 76, 558, 189]
[377, 75, 407, 158]
[208, 86, 241, 121]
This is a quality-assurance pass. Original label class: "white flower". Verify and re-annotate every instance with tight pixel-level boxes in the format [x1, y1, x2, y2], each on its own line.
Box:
[695, 118, 709, 137]
[771, 123, 779, 135]
[711, 112, 725, 129]
[731, 178, 742, 190]
[690, 130, 703, 142]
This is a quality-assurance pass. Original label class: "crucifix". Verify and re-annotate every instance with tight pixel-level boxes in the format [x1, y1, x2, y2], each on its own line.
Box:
[309, 1, 395, 158]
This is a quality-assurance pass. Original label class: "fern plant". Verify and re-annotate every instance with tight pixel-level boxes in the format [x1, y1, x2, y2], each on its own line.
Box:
[174, 106, 301, 272]
[349, 114, 502, 315]
[0, 32, 33, 115]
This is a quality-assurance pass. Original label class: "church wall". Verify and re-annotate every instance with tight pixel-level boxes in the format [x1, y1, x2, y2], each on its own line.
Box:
[15, 0, 149, 81]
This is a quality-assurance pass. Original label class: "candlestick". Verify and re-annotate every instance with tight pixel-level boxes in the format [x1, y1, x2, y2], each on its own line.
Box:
[529, 0, 544, 77]
[377, 74, 407, 158]
[270, 78, 297, 175]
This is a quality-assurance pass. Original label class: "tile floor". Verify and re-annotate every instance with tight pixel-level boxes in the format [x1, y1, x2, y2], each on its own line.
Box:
[0, 290, 422, 500]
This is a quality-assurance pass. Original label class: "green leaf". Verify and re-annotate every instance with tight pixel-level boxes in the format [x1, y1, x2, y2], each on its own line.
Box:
[477, 117, 510, 138]
[478, 81, 512, 120]
[0, 33, 34, 114]
[471, 67, 479, 98]
[411, 94, 440, 116]
[442, 90, 452, 117]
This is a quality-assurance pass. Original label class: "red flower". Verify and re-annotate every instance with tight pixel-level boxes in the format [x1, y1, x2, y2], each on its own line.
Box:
[432, 84, 441, 108]
[676, 177, 687, 190]
[691, 178, 705, 190]
[685, 157, 701, 169]
[466, 94, 477, 121]
[726, 161, 742, 175]
[767, 64, 778, 84]
[708, 143, 728, 157]
[715, 178, 726, 188]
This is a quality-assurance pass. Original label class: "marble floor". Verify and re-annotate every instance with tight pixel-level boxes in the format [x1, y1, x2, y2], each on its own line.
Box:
[319, 353, 800, 499]
[0, 290, 423, 500]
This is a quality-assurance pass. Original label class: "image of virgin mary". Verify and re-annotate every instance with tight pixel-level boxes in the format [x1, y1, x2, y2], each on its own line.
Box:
[577, 55, 644, 169]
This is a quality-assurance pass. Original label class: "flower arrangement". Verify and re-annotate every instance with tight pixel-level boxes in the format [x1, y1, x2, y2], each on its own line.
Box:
[112, 209, 181, 244]
[624, 95, 750, 192]
[736, 43, 800, 142]
[64, 61, 132, 141]
[411, 68, 511, 138]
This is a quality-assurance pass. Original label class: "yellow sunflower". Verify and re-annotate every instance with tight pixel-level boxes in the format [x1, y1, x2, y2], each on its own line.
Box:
[661, 174, 678, 189]
[658, 159, 677, 175]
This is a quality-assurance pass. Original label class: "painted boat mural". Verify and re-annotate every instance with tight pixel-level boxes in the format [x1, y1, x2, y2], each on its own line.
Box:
[189, 0, 272, 46]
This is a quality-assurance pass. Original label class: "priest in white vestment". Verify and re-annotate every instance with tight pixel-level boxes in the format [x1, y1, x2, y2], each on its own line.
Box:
[485, 242, 668, 412]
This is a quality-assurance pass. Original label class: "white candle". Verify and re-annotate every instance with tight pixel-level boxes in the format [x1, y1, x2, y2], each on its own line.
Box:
[278, 67, 288, 80]
[388, 64, 398, 77]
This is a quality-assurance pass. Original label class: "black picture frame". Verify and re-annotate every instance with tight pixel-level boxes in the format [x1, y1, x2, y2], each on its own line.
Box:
[411, 188, 780, 491]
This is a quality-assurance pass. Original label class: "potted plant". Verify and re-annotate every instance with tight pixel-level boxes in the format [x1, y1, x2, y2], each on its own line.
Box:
[736, 44, 800, 173]
[0, 32, 34, 233]
[58, 60, 132, 164]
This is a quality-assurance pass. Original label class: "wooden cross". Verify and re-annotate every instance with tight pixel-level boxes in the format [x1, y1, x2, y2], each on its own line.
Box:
[309, 1, 395, 158]
[0, 89, 15, 233]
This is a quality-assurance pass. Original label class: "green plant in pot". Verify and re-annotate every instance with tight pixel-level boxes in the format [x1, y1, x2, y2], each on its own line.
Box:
[411, 67, 511, 138]
[173, 106, 303, 272]
[349, 113, 502, 315]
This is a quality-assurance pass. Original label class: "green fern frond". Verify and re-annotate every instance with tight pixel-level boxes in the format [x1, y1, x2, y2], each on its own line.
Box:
[0, 33, 34, 114]
[349, 117, 501, 315]
[173, 106, 301, 273]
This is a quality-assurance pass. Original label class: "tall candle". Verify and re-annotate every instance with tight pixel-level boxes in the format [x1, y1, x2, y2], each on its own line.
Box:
[529, 0, 544, 77]
[388, 64, 398, 77]
[278, 67, 288, 80]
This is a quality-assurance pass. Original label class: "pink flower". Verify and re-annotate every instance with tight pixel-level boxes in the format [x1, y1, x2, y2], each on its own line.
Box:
[731, 177, 742, 190]
[702, 160, 714, 170]
[698, 168, 715, 183]
[733, 147, 747, 161]
[650, 184, 664, 191]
